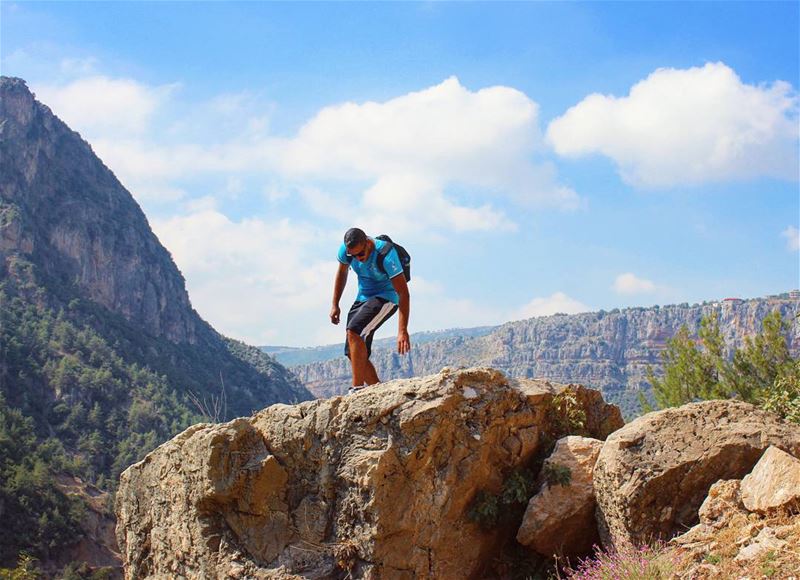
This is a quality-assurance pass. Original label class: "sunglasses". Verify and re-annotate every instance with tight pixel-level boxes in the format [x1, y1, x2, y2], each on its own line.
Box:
[347, 245, 369, 259]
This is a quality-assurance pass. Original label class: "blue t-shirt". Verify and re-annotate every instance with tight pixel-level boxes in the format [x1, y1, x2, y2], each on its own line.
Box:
[338, 237, 404, 304]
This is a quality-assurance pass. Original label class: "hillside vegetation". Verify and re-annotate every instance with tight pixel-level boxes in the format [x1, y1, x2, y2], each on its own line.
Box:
[0, 77, 311, 576]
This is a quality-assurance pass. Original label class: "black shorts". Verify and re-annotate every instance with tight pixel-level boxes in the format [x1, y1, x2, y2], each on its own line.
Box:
[344, 297, 398, 358]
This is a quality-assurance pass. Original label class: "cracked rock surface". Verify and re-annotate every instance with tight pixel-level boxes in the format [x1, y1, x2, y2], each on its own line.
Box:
[593, 400, 800, 547]
[115, 367, 622, 579]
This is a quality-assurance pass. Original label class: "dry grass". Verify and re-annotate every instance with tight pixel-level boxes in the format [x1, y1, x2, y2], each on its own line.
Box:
[670, 510, 800, 579]
[332, 538, 360, 575]
[562, 510, 800, 580]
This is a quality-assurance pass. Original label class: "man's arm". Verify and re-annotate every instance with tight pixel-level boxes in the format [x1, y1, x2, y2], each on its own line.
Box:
[391, 274, 410, 354]
[330, 261, 349, 324]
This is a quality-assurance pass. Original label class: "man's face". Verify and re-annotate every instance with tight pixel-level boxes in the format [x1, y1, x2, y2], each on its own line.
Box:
[347, 240, 371, 262]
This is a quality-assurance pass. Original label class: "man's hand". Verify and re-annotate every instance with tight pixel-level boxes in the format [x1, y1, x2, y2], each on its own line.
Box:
[330, 305, 341, 325]
[397, 329, 410, 354]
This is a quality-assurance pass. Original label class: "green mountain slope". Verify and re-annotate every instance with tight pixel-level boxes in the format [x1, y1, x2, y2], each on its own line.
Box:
[0, 77, 311, 573]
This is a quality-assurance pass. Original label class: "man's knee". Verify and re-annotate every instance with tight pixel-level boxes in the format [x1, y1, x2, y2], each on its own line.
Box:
[347, 329, 365, 344]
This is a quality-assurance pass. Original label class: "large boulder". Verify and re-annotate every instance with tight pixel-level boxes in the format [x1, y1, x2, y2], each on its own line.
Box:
[594, 400, 800, 547]
[116, 368, 622, 579]
[516, 436, 603, 557]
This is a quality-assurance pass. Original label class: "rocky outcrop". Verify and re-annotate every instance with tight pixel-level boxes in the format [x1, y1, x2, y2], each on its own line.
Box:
[54, 475, 121, 575]
[292, 298, 799, 414]
[115, 368, 623, 579]
[516, 436, 602, 558]
[593, 400, 800, 547]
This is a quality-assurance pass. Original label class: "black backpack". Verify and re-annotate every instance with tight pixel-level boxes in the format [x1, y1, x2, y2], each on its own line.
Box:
[375, 234, 411, 282]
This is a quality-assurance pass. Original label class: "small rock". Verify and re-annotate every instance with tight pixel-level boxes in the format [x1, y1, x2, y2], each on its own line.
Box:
[516, 436, 603, 557]
[741, 446, 800, 514]
[698, 479, 745, 529]
[734, 527, 786, 562]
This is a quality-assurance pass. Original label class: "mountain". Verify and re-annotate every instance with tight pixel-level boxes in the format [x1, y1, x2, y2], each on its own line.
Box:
[0, 77, 311, 573]
[261, 325, 496, 366]
[291, 296, 799, 415]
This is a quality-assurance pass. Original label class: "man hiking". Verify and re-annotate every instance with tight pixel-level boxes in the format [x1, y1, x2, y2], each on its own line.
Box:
[330, 227, 410, 392]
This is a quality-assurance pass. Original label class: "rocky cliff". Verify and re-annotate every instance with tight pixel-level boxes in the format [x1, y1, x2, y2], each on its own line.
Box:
[294, 297, 799, 413]
[0, 76, 311, 415]
[115, 368, 623, 579]
[115, 367, 800, 579]
[1, 76, 197, 344]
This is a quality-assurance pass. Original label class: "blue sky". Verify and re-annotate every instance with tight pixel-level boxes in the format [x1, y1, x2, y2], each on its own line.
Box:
[2, 1, 798, 347]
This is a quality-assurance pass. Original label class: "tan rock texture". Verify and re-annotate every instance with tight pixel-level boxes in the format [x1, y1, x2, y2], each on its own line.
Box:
[669, 480, 747, 551]
[116, 368, 622, 579]
[741, 445, 800, 514]
[516, 436, 603, 557]
[593, 400, 800, 547]
[697, 479, 745, 530]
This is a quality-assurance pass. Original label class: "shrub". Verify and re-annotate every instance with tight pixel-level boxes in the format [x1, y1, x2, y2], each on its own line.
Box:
[548, 389, 587, 438]
[542, 462, 572, 488]
[468, 468, 535, 529]
[762, 359, 800, 423]
[564, 540, 678, 580]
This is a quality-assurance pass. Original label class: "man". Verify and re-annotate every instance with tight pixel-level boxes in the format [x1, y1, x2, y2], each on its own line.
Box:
[330, 227, 410, 392]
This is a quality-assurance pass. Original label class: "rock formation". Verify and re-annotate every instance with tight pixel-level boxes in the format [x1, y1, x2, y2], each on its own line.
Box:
[54, 475, 121, 571]
[115, 368, 623, 579]
[593, 400, 800, 547]
[671, 446, 800, 576]
[516, 436, 603, 558]
[291, 298, 799, 414]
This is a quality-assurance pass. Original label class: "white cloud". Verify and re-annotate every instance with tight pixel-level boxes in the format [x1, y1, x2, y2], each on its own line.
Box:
[359, 173, 517, 235]
[35, 76, 177, 137]
[152, 209, 342, 345]
[782, 226, 800, 252]
[59, 56, 100, 77]
[613, 272, 657, 295]
[547, 62, 799, 187]
[513, 292, 591, 320]
[32, 73, 578, 235]
[278, 76, 580, 231]
[405, 276, 509, 332]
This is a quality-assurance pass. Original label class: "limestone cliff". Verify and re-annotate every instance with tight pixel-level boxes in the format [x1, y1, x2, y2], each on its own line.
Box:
[293, 297, 799, 413]
[0, 77, 311, 574]
[1, 76, 196, 343]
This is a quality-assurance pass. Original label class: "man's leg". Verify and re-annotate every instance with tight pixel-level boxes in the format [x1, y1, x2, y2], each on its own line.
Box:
[364, 360, 380, 385]
[347, 329, 370, 386]
[344, 298, 398, 389]
[362, 331, 380, 384]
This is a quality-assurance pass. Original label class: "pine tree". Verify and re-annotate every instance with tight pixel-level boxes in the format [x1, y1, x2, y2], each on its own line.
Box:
[644, 311, 797, 419]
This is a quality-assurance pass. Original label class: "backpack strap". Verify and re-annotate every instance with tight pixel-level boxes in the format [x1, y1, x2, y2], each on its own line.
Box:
[375, 239, 393, 276]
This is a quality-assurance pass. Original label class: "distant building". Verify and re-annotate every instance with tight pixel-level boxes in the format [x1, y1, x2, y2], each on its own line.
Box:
[790, 289, 800, 300]
[723, 298, 743, 306]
